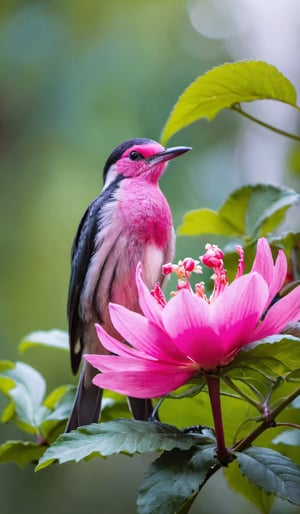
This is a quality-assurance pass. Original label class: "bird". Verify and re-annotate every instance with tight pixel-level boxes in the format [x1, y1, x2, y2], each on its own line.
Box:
[65, 137, 191, 432]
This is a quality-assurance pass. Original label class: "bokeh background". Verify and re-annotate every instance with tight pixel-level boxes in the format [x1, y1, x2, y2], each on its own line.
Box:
[1, 0, 300, 512]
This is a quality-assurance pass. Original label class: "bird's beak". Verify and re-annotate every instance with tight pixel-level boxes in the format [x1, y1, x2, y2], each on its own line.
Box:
[148, 146, 192, 164]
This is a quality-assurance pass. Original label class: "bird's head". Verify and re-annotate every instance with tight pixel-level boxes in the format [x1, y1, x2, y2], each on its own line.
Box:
[102, 138, 191, 186]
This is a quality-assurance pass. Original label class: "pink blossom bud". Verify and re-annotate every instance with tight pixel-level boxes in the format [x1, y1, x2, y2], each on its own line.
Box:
[162, 263, 174, 275]
[183, 257, 196, 272]
[201, 244, 224, 269]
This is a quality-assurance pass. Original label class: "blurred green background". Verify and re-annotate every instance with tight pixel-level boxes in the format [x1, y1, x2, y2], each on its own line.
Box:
[1, 0, 300, 512]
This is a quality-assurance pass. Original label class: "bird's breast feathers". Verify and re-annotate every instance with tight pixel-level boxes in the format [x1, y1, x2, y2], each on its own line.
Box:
[79, 179, 174, 325]
[117, 179, 173, 248]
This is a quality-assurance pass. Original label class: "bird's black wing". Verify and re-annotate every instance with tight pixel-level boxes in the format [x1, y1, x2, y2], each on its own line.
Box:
[67, 177, 122, 374]
[67, 198, 100, 374]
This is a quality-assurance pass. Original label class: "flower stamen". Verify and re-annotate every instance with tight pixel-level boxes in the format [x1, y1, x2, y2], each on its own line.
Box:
[151, 283, 167, 307]
[236, 245, 245, 278]
[163, 257, 202, 295]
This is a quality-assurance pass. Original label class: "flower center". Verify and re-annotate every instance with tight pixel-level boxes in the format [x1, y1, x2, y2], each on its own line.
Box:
[150, 244, 245, 306]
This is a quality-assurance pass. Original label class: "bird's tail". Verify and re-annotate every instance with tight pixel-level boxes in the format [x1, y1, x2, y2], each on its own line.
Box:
[128, 397, 155, 421]
[65, 362, 103, 432]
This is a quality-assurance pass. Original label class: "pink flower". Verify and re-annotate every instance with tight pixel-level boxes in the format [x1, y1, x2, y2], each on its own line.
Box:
[85, 238, 300, 399]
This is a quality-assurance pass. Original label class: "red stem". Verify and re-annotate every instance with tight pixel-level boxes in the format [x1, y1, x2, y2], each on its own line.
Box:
[206, 375, 230, 463]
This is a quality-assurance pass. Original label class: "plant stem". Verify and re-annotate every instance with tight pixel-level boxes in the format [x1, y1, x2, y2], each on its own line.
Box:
[275, 422, 300, 429]
[231, 105, 300, 142]
[206, 375, 230, 463]
[222, 377, 262, 410]
[232, 386, 300, 453]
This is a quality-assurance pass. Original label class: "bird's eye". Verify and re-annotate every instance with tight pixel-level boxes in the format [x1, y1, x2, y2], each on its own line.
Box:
[129, 151, 142, 161]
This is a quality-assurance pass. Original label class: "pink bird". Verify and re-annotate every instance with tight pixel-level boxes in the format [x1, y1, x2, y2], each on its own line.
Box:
[66, 138, 191, 431]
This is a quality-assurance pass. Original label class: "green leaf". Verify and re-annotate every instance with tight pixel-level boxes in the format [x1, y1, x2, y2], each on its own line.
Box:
[43, 385, 74, 410]
[225, 459, 275, 514]
[224, 335, 300, 381]
[0, 360, 14, 372]
[236, 447, 300, 505]
[0, 440, 45, 468]
[0, 361, 16, 420]
[41, 386, 76, 440]
[258, 407, 300, 464]
[177, 209, 236, 237]
[161, 60, 297, 144]
[1, 401, 15, 423]
[265, 408, 300, 465]
[271, 231, 300, 281]
[287, 369, 300, 382]
[178, 184, 300, 240]
[42, 386, 76, 425]
[36, 420, 214, 471]
[0, 376, 15, 397]
[137, 445, 217, 514]
[0, 361, 47, 434]
[19, 329, 69, 353]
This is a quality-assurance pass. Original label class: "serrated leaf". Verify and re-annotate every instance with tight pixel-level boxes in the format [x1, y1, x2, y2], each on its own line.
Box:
[36, 420, 214, 471]
[19, 329, 69, 353]
[225, 459, 275, 514]
[137, 445, 217, 514]
[0, 440, 45, 468]
[236, 447, 300, 505]
[0, 361, 47, 433]
[161, 60, 297, 144]
[178, 184, 300, 240]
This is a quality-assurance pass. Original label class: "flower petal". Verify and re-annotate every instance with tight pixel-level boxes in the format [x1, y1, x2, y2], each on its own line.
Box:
[249, 284, 300, 341]
[109, 303, 188, 362]
[92, 366, 197, 398]
[163, 290, 226, 368]
[162, 274, 269, 369]
[251, 238, 275, 285]
[267, 249, 287, 302]
[251, 239, 287, 305]
[85, 354, 160, 372]
[93, 324, 155, 360]
[136, 263, 164, 326]
[163, 289, 211, 339]
[212, 272, 269, 352]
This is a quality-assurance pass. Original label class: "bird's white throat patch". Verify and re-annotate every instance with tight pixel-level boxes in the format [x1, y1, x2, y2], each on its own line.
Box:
[143, 243, 164, 288]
